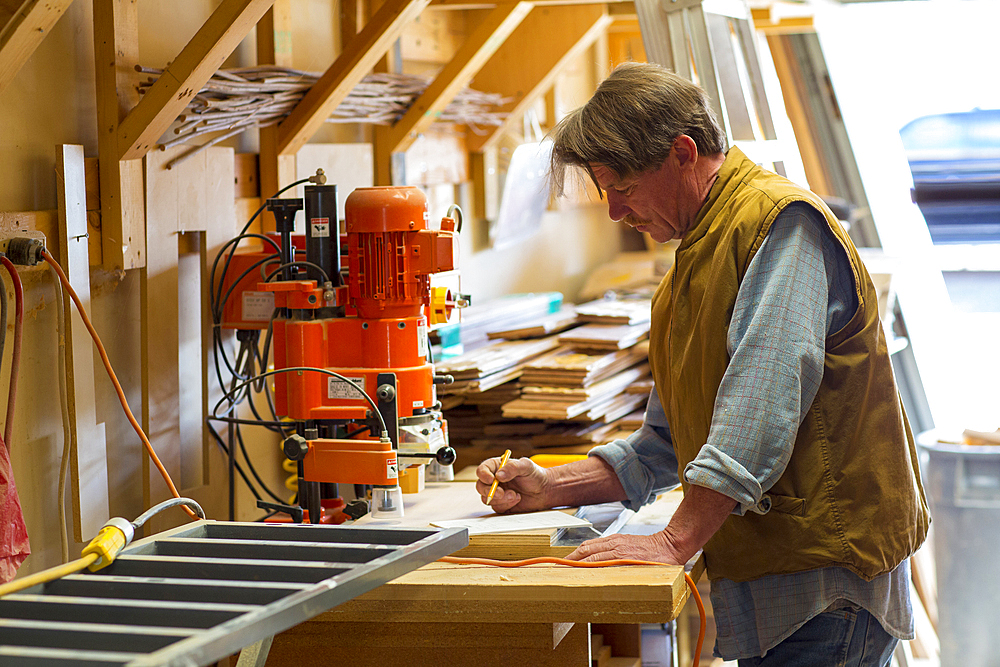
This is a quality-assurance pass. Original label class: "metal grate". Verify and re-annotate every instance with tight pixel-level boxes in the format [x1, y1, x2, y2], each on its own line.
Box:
[0, 521, 467, 666]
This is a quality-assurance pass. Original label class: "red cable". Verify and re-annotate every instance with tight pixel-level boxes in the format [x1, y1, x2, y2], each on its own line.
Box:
[439, 555, 706, 666]
[0, 257, 23, 451]
[41, 251, 197, 519]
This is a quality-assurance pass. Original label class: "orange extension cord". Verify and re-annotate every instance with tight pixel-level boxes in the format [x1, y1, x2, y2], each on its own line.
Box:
[42, 251, 197, 520]
[440, 555, 706, 667]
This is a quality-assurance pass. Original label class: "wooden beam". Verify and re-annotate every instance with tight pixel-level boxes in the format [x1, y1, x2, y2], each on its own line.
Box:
[93, 0, 144, 270]
[257, 1, 295, 230]
[276, 0, 432, 156]
[379, 1, 533, 158]
[55, 144, 111, 542]
[0, 0, 75, 96]
[429, 0, 629, 7]
[117, 0, 276, 162]
[467, 4, 612, 153]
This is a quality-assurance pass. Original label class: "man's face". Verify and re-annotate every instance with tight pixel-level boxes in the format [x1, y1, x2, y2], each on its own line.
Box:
[590, 161, 686, 243]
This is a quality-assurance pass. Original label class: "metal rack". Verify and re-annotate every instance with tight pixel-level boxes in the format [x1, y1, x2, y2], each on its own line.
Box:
[0, 521, 467, 666]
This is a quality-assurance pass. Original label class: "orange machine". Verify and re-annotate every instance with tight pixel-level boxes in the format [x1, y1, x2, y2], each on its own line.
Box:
[218, 184, 466, 522]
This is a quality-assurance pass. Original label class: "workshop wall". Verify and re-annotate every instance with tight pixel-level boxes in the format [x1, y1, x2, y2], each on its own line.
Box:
[0, 0, 622, 577]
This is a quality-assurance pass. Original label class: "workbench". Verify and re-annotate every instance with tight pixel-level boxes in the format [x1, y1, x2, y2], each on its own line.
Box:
[266, 484, 700, 667]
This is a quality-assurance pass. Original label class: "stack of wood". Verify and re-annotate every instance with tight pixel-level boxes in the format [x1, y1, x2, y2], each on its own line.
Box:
[438, 297, 653, 468]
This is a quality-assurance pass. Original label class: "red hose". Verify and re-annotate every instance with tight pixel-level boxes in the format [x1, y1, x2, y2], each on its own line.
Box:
[0, 257, 23, 450]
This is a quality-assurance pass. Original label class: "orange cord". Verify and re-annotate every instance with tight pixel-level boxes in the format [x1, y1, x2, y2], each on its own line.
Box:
[439, 555, 706, 667]
[42, 251, 197, 520]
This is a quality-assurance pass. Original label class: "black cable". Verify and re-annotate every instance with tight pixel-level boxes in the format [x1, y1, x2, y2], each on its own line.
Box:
[236, 426, 285, 504]
[262, 261, 331, 286]
[211, 367, 388, 435]
[207, 415, 289, 428]
[206, 421, 262, 502]
[210, 177, 315, 319]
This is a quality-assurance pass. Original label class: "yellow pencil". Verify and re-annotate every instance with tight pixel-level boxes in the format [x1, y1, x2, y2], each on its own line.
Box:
[486, 449, 512, 504]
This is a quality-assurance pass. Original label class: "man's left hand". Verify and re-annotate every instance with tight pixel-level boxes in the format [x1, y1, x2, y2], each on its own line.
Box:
[565, 531, 685, 565]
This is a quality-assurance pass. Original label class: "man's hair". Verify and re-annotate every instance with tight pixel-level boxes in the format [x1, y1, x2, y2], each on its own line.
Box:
[549, 62, 727, 195]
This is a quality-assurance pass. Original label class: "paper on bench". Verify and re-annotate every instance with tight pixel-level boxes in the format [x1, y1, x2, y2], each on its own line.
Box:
[430, 510, 592, 535]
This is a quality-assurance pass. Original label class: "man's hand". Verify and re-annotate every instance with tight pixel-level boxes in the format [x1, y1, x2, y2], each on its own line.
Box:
[565, 531, 685, 565]
[476, 456, 551, 513]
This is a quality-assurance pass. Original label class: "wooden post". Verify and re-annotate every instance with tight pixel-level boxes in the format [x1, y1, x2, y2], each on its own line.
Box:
[93, 0, 146, 271]
[257, 0, 296, 231]
[55, 144, 111, 542]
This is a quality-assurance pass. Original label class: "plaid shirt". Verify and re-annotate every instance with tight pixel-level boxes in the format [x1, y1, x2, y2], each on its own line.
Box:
[590, 204, 913, 659]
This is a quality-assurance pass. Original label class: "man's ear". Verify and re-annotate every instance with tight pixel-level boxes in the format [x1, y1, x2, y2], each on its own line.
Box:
[673, 135, 698, 167]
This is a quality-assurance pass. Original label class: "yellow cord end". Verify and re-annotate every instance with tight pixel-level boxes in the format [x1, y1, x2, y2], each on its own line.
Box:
[81, 518, 135, 572]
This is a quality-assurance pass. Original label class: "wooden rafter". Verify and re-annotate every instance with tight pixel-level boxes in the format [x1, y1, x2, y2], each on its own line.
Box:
[379, 0, 534, 156]
[276, 0, 432, 156]
[467, 4, 612, 153]
[0, 0, 75, 97]
[116, 0, 276, 162]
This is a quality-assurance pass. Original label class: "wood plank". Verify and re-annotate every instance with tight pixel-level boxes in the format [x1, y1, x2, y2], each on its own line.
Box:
[55, 144, 111, 542]
[141, 145, 239, 531]
[381, 1, 532, 156]
[328, 560, 685, 624]
[466, 4, 612, 153]
[93, 0, 145, 271]
[117, 0, 276, 162]
[0, 0, 75, 97]
[276, 0, 432, 156]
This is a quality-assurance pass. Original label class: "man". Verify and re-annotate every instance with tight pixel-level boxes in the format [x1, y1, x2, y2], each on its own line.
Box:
[476, 62, 930, 666]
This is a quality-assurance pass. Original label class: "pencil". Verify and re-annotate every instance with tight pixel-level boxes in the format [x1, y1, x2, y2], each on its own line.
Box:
[486, 449, 512, 504]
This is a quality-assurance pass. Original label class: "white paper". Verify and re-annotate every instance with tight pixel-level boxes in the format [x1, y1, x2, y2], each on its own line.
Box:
[430, 510, 592, 536]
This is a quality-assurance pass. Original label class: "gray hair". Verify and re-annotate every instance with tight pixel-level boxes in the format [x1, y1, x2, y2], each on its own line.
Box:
[549, 62, 727, 195]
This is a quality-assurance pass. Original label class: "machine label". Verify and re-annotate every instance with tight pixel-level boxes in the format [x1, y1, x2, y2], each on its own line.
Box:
[386, 457, 398, 480]
[310, 217, 331, 238]
[417, 323, 429, 358]
[242, 291, 275, 322]
[412, 400, 424, 408]
[328, 376, 365, 400]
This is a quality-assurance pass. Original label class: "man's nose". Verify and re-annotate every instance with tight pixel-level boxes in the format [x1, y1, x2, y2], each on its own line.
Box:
[606, 191, 629, 222]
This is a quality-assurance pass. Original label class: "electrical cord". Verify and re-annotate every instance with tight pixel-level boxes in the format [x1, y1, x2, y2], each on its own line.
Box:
[0, 497, 204, 597]
[211, 367, 390, 438]
[0, 256, 23, 450]
[439, 555, 706, 667]
[41, 251, 198, 520]
[262, 260, 331, 285]
[48, 264, 72, 563]
[131, 497, 205, 529]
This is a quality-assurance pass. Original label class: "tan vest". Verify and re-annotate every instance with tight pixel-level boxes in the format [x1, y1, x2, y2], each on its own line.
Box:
[649, 147, 930, 583]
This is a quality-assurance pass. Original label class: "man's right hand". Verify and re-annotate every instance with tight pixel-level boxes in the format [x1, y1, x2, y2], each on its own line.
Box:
[476, 456, 551, 513]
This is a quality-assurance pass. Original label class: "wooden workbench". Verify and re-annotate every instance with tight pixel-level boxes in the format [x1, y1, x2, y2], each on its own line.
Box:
[265, 484, 697, 666]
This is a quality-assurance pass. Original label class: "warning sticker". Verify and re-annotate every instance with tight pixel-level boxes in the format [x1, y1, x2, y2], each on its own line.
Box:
[328, 375, 365, 400]
[311, 217, 331, 238]
[386, 457, 398, 480]
[242, 291, 275, 322]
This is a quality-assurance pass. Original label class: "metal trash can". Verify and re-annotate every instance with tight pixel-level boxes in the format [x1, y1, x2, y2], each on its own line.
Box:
[918, 438, 1000, 667]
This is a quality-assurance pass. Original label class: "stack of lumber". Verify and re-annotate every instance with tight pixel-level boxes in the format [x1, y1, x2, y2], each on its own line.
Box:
[436, 338, 562, 393]
[502, 361, 649, 421]
[486, 305, 579, 340]
[438, 298, 654, 468]
[450, 292, 564, 352]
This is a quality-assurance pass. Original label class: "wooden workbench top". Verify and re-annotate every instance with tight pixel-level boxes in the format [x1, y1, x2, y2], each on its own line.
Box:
[326, 559, 691, 624]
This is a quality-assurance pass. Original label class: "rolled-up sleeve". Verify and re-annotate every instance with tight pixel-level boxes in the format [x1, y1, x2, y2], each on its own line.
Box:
[590, 387, 681, 510]
[683, 204, 839, 515]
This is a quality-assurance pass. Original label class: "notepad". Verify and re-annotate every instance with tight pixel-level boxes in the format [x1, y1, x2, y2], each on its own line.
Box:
[430, 510, 593, 536]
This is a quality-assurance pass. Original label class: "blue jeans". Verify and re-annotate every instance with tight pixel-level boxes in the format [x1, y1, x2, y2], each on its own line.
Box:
[737, 607, 898, 667]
